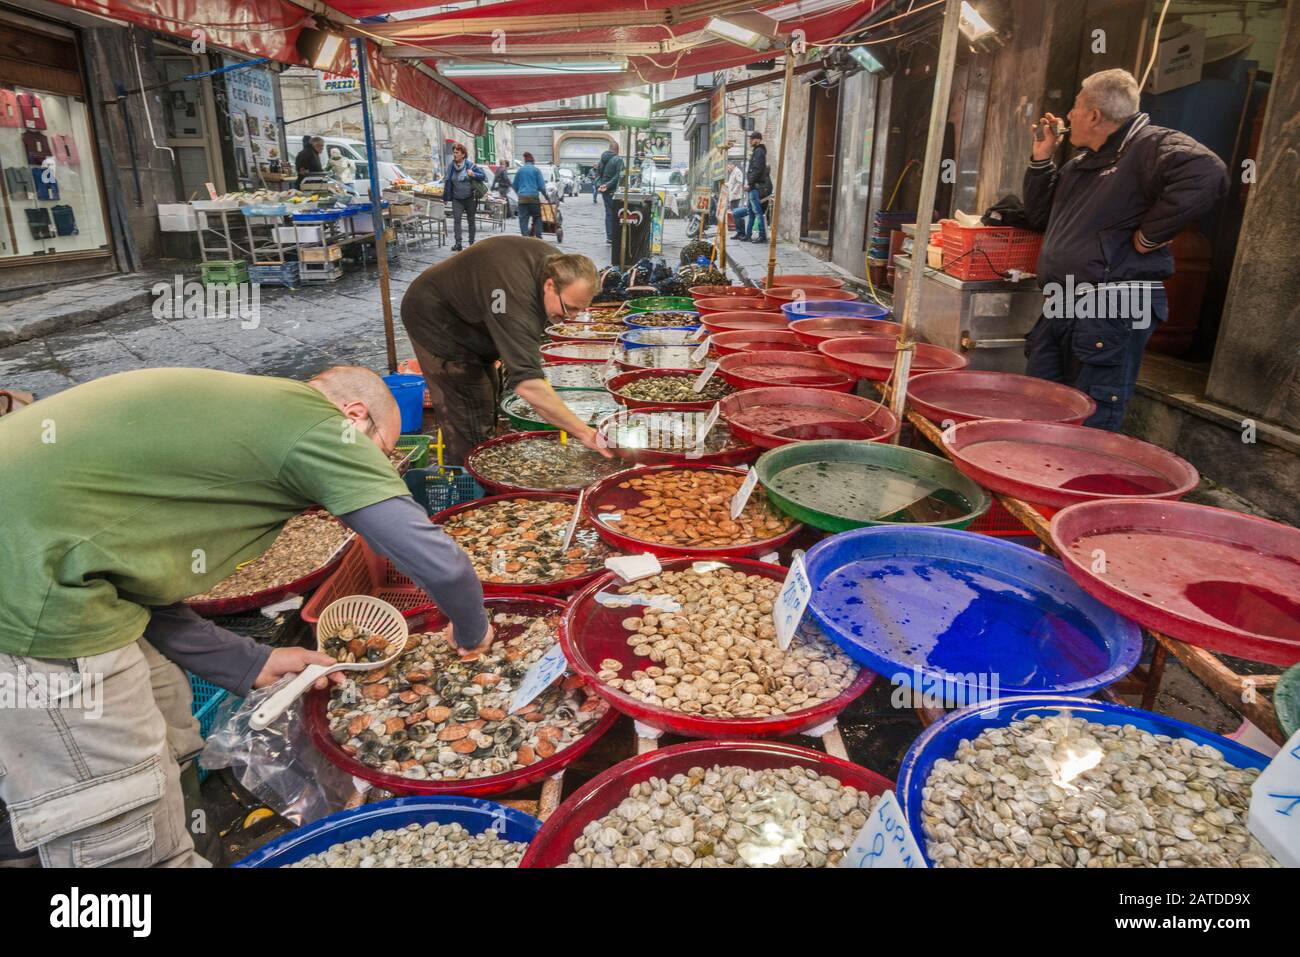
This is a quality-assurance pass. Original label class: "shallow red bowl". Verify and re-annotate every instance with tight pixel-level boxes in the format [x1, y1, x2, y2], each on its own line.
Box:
[909, 370, 1096, 425]
[540, 340, 617, 364]
[520, 738, 893, 866]
[582, 463, 802, 560]
[817, 336, 968, 381]
[763, 286, 857, 307]
[305, 597, 620, 797]
[943, 419, 1199, 509]
[613, 345, 704, 373]
[761, 273, 846, 290]
[544, 323, 623, 342]
[605, 368, 723, 412]
[719, 387, 900, 448]
[789, 315, 902, 345]
[595, 405, 759, 468]
[186, 508, 352, 616]
[429, 492, 611, 596]
[709, 329, 811, 357]
[559, 558, 874, 738]
[464, 431, 630, 495]
[701, 310, 791, 335]
[1050, 500, 1300, 666]
[689, 284, 758, 299]
[694, 296, 772, 316]
[718, 350, 855, 392]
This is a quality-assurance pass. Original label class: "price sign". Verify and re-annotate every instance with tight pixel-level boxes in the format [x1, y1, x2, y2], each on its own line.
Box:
[693, 402, 721, 448]
[772, 553, 812, 650]
[694, 325, 710, 341]
[509, 642, 568, 714]
[729, 466, 761, 520]
[691, 337, 711, 364]
[692, 361, 719, 393]
[840, 791, 927, 868]
[1248, 729, 1300, 867]
[604, 552, 662, 582]
[560, 489, 585, 551]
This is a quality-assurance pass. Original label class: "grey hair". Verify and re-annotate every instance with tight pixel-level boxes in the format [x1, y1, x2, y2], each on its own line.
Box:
[1080, 69, 1140, 124]
[309, 365, 400, 430]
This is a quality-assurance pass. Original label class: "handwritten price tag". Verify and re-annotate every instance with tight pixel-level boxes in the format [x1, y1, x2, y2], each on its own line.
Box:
[1248, 729, 1300, 867]
[692, 360, 719, 393]
[509, 642, 569, 714]
[729, 466, 761, 520]
[694, 402, 721, 449]
[690, 337, 711, 363]
[560, 489, 585, 551]
[694, 325, 710, 341]
[772, 553, 812, 650]
[840, 790, 927, 869]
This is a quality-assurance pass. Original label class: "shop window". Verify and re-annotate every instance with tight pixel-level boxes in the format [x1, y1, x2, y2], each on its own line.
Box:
[0, 20, 109, 262]
[801, 82, 841, 244]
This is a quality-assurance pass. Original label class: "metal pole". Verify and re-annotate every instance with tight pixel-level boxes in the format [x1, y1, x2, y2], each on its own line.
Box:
[620, 125, 632, 269]
[887, 0, 963, 427]
[765, 47, 796, 288]
[354, 37, 398, 374]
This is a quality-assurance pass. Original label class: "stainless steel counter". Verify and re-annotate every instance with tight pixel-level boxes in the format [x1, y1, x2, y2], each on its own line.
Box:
[892, 253, 1045, 373]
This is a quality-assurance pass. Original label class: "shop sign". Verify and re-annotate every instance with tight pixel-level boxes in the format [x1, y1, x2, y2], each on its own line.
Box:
[225, 57, 284, 183]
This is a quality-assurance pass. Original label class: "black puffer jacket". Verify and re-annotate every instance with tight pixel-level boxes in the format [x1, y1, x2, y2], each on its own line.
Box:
[1023, 113, 1227, 287]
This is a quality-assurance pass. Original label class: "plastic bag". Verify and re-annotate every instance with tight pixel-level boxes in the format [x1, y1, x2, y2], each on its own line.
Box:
[199, 676, 371, 826]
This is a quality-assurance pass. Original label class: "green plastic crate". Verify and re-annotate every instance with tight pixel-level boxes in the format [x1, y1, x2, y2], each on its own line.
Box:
[200, 259, 249, 286]
[395, 434, 431, 469]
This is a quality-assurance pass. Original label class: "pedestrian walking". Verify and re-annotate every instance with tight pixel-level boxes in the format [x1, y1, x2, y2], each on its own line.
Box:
[444, 142, 487, 251]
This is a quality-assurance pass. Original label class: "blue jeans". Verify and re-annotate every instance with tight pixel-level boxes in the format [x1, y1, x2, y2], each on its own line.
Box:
[1024, 287, 1166, 431]
[591, 184, 599, 204]
[740, 188, 765, 240]
[601, 190, 617, 242]
[518, 199, 542, 238]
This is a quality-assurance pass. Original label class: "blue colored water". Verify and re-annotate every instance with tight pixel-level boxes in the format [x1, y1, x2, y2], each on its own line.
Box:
[816, 556, 1112, 690]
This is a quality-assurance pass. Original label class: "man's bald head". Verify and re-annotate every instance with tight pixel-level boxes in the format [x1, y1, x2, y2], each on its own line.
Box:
[308, 366, 403, 453]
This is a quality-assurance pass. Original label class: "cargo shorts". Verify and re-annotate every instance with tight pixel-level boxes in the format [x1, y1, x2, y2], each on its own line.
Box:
[0, 640, 209, 868]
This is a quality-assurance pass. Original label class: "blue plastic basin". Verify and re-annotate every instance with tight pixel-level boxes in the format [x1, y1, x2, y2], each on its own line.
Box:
[234, 795, 541, 867]
[896, 696, 1272, 866]
[781, 300, 892, 322]
[803, 526, 1142, 700]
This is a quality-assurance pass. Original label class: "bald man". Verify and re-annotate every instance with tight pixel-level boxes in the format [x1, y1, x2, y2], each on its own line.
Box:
[0, 367, 491, 867]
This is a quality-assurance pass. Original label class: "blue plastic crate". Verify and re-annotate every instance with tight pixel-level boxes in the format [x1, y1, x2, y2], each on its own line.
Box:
[249, 262, 300, 286]
[403, 466, 482, 516]
[291, 209, 346, 223]
[189, 674, 240, 783]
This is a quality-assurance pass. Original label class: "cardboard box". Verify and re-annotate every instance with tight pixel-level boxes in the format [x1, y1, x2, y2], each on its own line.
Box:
[300, 244, 343, 263]
[1144, 23, 1206, 95]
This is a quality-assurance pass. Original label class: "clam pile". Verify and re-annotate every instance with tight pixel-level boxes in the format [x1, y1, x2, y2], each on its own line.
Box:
[326, 610, 609, 781]
[442, 498, 617, 585]
[563, 765, 880, 867]
[921, 713, 1279, 868]
[190, 510, 351, 602]
[288, 821, 527, 868]
[468, 435, 627, 491]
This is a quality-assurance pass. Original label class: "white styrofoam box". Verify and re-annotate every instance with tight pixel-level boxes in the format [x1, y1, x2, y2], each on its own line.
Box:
[157, 204, 197, 232]
[274, 225, 325, 244]
[1144, 23, 1206, 94]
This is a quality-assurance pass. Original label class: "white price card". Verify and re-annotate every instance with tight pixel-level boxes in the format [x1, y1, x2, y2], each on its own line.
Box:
[693, 402, 721, 448]
[840, 790, 927, 868]
[771, 553, 812, 650]
[694, 325, 710, 341]
[1248, 729, 1300, 868]
[729, 466, 761, 520]
[690, 337, 711, 363]
[560, 489, 585, 551]
[692, 360, 719, 393]
[604, 553, 662, 582]
[509, 642, 569, 714]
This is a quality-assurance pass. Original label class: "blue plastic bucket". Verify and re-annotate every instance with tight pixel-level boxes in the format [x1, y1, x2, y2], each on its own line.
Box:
[780, 300, 892, 322]
[383, 373, 426, 433]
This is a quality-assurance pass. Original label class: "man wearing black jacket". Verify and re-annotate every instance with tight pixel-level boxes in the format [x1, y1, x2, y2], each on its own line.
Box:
[737, 131, 770, 243]
[1022, 68, 1227, 430]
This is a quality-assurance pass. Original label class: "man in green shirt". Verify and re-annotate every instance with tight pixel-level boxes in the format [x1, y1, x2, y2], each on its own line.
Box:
[400, 235, 612, 464]
[0, 366, 491, 867]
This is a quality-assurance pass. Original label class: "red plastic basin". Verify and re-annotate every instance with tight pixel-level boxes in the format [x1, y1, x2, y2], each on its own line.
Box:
[817, 336, 968, 381]
[943, 419, 1199, 509]
[701, 310, 791, 335]
[520, 739, 893, 867]
[1050, 500, 1300, 666]
[582, 463, 802, 560]
[709, 329, 811, 357]
[761, 273, 846, 290]
[688, 284, 757, 299]
[694, 296, 773, 316]
[789, 315, 903, 345]
[429, 492, 612, 596]
[596, 405, 758, 468]
[763, 286, 857, 307]
[718, 350, 855, 392]
[614, 345, 704, 372]
[559, 558, 875, 739]
[719, 387, 900, 447]
[305, 597, 620, 797]
[908, 370, 1096, 425]
[605, 368, 727, 412]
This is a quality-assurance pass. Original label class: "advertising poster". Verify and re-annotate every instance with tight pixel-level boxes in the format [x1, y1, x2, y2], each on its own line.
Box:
[708, 82, 727, 185]
[224, 57, 283, 185]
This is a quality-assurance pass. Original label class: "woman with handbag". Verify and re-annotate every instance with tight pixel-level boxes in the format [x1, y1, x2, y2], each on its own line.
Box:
[445, 142, 488, 251]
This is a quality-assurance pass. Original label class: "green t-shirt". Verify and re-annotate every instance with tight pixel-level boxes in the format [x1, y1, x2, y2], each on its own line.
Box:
[0, 368, 410, 658]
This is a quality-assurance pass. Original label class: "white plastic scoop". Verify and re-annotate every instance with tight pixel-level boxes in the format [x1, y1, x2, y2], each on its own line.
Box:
[249, 595, 409, 731]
